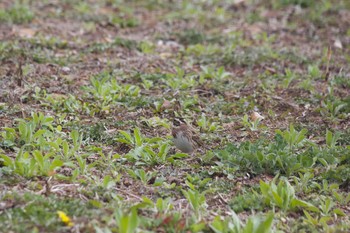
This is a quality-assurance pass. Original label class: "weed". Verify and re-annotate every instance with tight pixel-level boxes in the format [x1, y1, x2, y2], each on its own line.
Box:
[0, 3, 34, 24]
[210, 211, 274, 233]
[229, 191, 265, 213]
[260, 176, 318, 212]
[1, 0, 350, 232]
[182, 189, 207, 220]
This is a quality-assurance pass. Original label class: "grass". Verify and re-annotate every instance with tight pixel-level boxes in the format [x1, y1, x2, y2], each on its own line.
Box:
[0, 3, 34, 24]
[0, 0, 349, 232]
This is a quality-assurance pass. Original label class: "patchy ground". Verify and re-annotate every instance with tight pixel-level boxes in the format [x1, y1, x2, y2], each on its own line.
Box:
[0, 0, 350, 232]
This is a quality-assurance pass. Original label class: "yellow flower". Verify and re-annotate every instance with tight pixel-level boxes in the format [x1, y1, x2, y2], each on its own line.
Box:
[57, 210, 74, 227]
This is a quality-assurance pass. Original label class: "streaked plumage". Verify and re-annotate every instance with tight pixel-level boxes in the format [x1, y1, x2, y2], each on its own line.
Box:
[172, 124, 198, 153]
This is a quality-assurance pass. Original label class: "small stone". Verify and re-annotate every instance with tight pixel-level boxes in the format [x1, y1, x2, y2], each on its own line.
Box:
[61, 66, 70, 74]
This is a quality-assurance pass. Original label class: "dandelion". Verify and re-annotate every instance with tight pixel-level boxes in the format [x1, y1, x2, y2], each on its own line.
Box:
[57, 210, 74, 227]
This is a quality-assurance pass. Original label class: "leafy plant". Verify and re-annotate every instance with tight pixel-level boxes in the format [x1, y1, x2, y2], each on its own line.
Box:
[117, 127, 170, 165]
[0, 3, 34, 24]
[260, 176, 318, 212]
[83, 73, 141, 114]
[138, 41, 155, 54]
[303, 210, 331, 229]
[182, 189, 207, 219]
[101, 175, 119, 190]
[140, 117, 171, 129]
[117, 127, 145, 147]
[32, 150, 64, 176]
[229, 191, 265, 213]
[1, 127, 16, 148]
[325, 130, 341, 148]
[199, 66, 231, 83]
[281, 68, 296, 88]
[318, 197, 335, 216]
[332, 190, 350, 206]
[140, 142, 171, 165]
[197, 114, 219, 132]
[186, 174, 212, 190]
[15, 112, 54, 146]
[215, 133, 316, 177]
[0, 149, 63, 178]
[114, 209, 140, 233]
[164, 67, 198, 90]
[313, 180, 339, 195]
[154, 197, 174, 214]
[128, 168, 157, 184]
[210, 211, 274, 233]
[109, 15, 139, 28]
[292, 172, 317, 194]
[276, 125, 308, 151]
[320, 99, 347, 119]
[241, 114, 262, 131]
[308, 65, 321, 79]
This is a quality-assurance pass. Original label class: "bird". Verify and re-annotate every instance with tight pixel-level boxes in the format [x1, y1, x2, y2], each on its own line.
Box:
[171, 123, 202, 153]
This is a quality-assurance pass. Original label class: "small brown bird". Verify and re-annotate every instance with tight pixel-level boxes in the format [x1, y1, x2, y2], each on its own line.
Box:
[172, 123, 201, 153]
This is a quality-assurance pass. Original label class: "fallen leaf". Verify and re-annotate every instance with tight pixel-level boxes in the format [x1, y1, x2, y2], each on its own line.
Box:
[334, 39, 342, 49]
[234, 0, 245, 4]
[251, 112, 264, 121]
[160, 53, 172, 59]
[50, 93, 68, 100]
[17, 28, 36, 38]
[162, 100, 172, 109]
